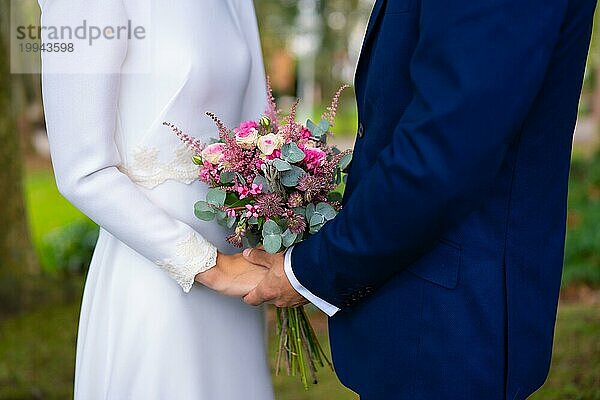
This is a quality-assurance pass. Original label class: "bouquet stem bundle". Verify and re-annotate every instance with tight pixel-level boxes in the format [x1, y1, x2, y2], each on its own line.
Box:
[275, 307, 333, 389]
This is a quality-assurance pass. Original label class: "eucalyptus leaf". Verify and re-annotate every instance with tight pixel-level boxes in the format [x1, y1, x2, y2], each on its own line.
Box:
[339, 153, 353, 170]
[194, 201, 216, 221]
[282, 229, 298, 248]
[273, 158, 292, 172]
[262, 219, 282, 236]
[226, 216, 237, 229]
[281, 143, 306, 163]
[319, 118, 331, 132]
[316, 202, 337, 220]
[293, 207, 307, 217]
[310, 213, 325, 226]
[307, 119, 326, 138]
[281, 165, 306, 187]
[206, 188, 226, 207]
[248, 216, 259, 225]
[215, 210, 228, 227]
[263, 234, 282, 254]
[310, 224, 324, 234]
[219, 171, 235, 184]
[305, 203, 316, 220]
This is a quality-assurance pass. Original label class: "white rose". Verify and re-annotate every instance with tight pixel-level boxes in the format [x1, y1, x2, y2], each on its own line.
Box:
[257, 133, 284, 156]
[201, 143, 225, 165]
[235, 128, 259, 149]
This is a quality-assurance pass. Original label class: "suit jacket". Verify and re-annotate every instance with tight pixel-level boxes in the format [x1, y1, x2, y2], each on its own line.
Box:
[291, 0, 596, 398]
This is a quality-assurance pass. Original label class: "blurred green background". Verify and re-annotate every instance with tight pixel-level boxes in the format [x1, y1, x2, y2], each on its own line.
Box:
[1, 1, 599, 399]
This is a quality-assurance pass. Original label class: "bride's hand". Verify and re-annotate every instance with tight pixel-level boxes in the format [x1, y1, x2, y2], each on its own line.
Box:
[195, 252, 268, 297]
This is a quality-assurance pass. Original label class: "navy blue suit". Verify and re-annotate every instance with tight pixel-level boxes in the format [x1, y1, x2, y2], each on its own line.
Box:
[292, 0, 596, 398]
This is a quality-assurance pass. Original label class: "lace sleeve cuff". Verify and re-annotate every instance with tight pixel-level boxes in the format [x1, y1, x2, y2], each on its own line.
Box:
[155, 233, 218, 292]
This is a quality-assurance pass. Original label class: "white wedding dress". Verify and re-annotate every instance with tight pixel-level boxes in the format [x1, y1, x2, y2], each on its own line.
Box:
[39, 0, 274, 399]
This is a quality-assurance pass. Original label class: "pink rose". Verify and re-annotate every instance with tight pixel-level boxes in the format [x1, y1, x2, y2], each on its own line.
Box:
[235, 120, 260, 137]
[303, 147, 326, 171]
[234, 120, 260, 149]
[201, 143, 225, 165]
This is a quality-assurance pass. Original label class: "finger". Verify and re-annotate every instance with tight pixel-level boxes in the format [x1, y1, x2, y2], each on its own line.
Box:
[242, 248, 273, 268]
[243, 286, 265, 306]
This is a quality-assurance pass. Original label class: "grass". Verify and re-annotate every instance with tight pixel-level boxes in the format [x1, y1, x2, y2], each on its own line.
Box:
[0, 296, 357, 400]
[0, 295, 597, 399]
[23, 169, 93, 272]
[0, 302, 79, 400]
[531, 303, 600, 400]
[564, 152, 600, 285]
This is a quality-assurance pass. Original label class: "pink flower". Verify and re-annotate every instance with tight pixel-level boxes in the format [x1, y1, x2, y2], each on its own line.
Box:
[302, 147, 327, 171]
[249, 183, 263, 196]
[234, 120, 259, 149]
[199, 161, 219, 183]
[245, 204, 259, 218]
[236, 185, 250, 199]
[265, 149, 281, 160]
[201, 143, 226, 165]
[300, 127, 312, 139]
[255, 158, 265, 169]
[225, 208, 237, 218]
[234, 120, 260, 137]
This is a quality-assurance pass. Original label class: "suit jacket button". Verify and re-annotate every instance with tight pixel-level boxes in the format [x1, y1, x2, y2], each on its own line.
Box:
[358, 123, 365, 139]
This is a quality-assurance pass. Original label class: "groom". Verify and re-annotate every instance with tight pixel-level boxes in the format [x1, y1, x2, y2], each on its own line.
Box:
[243, 0, 596, 398]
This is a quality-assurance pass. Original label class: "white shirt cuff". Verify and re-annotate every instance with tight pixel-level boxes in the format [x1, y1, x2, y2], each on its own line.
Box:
[284, 246, 340, 317]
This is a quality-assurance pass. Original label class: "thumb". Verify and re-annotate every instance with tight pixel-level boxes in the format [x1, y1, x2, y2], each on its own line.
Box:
[243, 248, 273, 268]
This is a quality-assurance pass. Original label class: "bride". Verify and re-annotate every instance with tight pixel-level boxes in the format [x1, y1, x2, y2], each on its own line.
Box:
[38, 0, 274, 398]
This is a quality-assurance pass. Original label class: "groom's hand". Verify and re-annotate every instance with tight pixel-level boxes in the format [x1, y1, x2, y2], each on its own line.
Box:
[242, 248, 308, 307]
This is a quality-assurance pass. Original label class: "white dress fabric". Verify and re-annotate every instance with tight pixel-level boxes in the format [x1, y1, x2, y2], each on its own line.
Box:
[39, 0, 274, 398]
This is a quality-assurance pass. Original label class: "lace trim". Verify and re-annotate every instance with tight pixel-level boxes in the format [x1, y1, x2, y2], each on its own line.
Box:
[155, 233, 218, 292]
[119, 145, 198, 189]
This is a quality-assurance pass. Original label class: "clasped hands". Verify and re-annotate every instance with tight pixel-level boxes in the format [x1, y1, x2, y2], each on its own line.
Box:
[195, 249, 308, 307]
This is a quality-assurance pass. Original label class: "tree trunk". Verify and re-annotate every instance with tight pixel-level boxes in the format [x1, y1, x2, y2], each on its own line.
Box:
[0, 0, 39, 315]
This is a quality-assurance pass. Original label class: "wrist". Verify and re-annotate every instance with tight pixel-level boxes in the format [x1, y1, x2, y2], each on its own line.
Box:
[195, 252, 225, 286]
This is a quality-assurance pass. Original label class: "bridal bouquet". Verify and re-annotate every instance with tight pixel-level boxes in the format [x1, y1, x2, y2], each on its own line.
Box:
[164, 82, 351, 389]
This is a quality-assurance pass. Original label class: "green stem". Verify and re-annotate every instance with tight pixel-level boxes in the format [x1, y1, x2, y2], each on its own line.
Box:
[301, 307, 333, 370]
[292, 308, 309, 390]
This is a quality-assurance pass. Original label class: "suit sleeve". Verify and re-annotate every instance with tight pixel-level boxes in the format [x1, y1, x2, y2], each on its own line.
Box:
[40, 0, 217, 292]
[291, 0, 568, 307]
